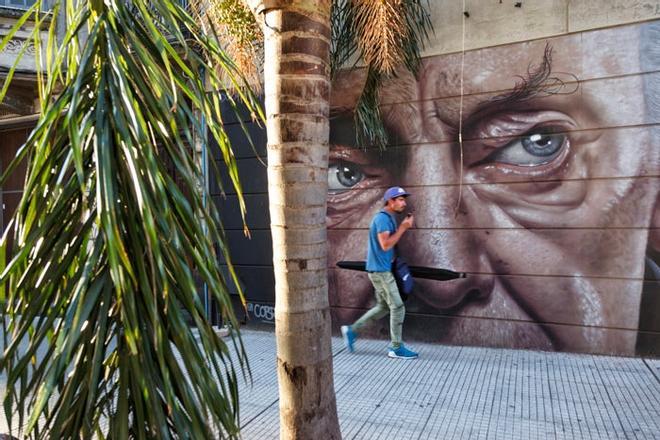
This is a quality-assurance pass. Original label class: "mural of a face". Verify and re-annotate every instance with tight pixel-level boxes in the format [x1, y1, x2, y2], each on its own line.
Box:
[327, 22, 660, 355]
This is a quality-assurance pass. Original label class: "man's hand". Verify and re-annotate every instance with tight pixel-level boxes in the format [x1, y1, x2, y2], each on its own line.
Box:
[401, 213, 414, 230]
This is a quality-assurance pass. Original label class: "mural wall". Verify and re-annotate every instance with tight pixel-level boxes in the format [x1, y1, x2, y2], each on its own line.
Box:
[214, 20, 660, 356]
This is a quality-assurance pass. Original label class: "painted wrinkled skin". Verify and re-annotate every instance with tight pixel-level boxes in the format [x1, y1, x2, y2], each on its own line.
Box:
[327, 23, 660, 355]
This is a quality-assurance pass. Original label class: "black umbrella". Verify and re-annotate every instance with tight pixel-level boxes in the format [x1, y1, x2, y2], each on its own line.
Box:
[336, 261, 466, 281]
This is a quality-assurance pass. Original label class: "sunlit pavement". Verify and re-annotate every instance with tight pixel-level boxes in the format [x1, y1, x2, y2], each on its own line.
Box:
[1, 328, 659, 439]
[237, 329, 660, 439]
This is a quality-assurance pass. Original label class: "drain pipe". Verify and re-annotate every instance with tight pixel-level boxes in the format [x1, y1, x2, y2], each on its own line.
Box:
[199, 65, 212, 324]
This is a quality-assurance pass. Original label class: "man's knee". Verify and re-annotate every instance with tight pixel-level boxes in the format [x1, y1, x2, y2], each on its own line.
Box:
[390, 302, 405, 319]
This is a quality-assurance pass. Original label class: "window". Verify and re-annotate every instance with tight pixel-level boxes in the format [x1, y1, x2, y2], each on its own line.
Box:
[0, 0, 37, 10]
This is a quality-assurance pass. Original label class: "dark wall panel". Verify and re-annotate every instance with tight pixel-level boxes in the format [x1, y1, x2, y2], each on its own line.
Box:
[224, 230, 273, 267]
[209, 157, 268, 196]
[220, 265, 275, 301]
[214, 193, 271, 230]
[209, 122, 267, 160]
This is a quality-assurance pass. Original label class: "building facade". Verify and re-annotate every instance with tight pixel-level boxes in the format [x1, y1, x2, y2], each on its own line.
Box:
[2, 0, 658, 357]
[215, 1, 660, 357]
[0, 0, 48, 247]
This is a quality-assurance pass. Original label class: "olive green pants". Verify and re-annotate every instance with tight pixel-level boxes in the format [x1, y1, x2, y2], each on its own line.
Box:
[351, 271, 405, 348]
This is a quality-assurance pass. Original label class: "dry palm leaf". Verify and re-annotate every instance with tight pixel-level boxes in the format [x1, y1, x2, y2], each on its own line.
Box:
[190, 0, 263, 91]
[352, 0, 409, 75]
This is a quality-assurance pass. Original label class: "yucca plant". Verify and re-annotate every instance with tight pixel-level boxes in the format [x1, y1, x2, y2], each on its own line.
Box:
[0, 0, 262, 438]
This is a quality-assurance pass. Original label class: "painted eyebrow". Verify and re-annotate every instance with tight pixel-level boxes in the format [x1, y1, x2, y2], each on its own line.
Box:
[328, 114, 409, 172]
[329, 113, 400, 151]
[492, 44, 560, 104]
[464, 44, 579, 124]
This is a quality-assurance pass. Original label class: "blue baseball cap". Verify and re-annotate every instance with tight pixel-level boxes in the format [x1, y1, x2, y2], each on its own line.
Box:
[383, 186, 410, 202]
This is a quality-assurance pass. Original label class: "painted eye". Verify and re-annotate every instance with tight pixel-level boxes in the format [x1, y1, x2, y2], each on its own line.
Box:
[493, 131, 566, 166]
[521, 133, 564, 156]
[328, 163, 364, 193]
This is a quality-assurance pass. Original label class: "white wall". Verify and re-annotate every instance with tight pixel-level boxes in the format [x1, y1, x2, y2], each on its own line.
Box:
[423, 0, 660, 57]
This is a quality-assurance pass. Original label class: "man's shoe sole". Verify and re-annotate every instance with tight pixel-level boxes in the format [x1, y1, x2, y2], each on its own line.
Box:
[387, 352, 418, 360]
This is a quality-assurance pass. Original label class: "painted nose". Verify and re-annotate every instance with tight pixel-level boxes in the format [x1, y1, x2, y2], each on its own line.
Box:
[400, 145, 495, 310]
[398, 203, 495, 309]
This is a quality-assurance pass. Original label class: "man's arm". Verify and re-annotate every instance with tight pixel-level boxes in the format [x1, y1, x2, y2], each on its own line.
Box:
[377, 215, 414, 251]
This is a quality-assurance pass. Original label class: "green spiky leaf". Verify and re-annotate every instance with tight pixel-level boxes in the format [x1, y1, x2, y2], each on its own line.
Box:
[0, 0, 262, 437]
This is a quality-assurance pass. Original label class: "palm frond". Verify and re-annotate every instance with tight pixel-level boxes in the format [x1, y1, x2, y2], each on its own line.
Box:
[0, 0, 262, 437]
[399, 0, 433, 75]
[190, 0, 263, 92]
[354, 67, 386, 148]
[352, 0, 407, 75]
[330, 0, 358, 76]
[331, 0, 432, 148]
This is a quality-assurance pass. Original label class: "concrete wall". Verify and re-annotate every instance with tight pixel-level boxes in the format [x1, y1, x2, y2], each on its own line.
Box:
[423, 0, 660, 56]
[216, 2, 659, 357]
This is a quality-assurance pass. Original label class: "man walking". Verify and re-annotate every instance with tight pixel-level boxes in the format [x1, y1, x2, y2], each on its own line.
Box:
[341, 187, 418, 359]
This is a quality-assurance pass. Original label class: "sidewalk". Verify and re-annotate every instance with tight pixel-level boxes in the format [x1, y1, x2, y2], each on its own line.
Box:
[237, 329, 660, 440]
[1, 328, 658, 439]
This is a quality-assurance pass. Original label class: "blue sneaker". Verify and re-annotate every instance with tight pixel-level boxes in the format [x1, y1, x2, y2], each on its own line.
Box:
[388, 344, 418, 360]
[341, 325, 356, 353]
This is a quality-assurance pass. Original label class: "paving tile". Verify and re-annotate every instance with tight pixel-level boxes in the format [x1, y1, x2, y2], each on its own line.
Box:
[646, 357, 660, 380]
[1, 329, 659, 440]
[239, 334, 660, 440]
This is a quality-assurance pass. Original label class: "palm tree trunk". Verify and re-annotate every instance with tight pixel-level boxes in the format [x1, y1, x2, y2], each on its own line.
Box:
[251, 1, 341, 438]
